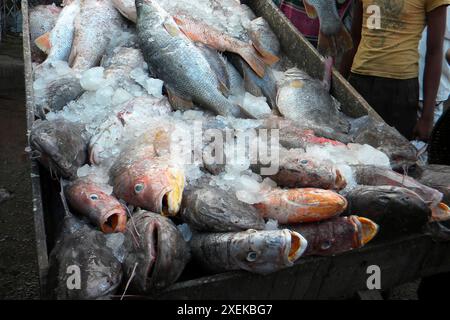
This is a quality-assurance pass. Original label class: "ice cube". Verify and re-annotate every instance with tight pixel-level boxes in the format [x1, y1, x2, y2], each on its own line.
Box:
[80, 67, 106, 91]
[95, 86, 115, 105]
[112, 88, 133, 105]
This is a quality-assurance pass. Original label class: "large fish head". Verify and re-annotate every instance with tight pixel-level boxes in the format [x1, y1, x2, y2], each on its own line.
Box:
[65, 179, 127, 233]
[231, 229, 308, 274]
[348, 216, 379, 247]
[124, 211, 190, 292]
[113, 160, 185, 216]
[29, 119, 87, 179]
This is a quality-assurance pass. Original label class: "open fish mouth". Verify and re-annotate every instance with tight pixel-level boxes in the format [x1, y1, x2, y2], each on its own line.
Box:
[285, 230, 308, 264]
[431, 203, 450, 222]
[350, 216, 378, 247]
[100, 207, 127, 233]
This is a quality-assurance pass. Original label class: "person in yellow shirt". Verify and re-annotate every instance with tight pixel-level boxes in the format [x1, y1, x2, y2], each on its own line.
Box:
[340, 0, 450, 141]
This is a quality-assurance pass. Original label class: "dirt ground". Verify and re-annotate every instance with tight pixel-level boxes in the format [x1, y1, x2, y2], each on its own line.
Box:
[0, 35, 40, 299]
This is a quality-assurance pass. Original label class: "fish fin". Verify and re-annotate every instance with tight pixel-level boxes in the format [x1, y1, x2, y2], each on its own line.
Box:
[251, 42, 280, 65]
[303, 0, 318, 19]
[217, 79, 230, 97]
[163, 20, 182, 37]
[166, 87, 194, 111]
[35, 32, 51, 54]
[317, 24, 353, 58]
[68, 45, 77, 67]
[237, 46, 267, 78]
[321, 56, 333, 92]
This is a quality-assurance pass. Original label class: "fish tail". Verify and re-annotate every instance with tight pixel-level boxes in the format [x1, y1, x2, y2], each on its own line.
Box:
[35, 32, 52, 54]
[237, 45, 267, 78]
[251, 42, 280, 66]
[317, 23, 353, 58]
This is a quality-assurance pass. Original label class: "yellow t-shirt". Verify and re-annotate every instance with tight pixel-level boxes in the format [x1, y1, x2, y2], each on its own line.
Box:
[352, 0, 450, 79]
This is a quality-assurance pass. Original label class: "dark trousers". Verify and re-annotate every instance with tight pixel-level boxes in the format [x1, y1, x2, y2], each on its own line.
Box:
[348, 73, 419, 140]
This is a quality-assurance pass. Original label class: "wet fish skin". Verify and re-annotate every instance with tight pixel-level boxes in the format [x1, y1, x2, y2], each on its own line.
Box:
[69, 0, 124, 72]
[29, 119, 88, 179]
[350, 116, 418, 169]
[344, 185, 431, 238]
[29, 4, 62, 63]
[47, 215, 123, 299]
[409, 165, 450, 205]
[123, 210, 190, 292]
[110, 130, 185, 216]
[65, 178, 127, 233]
[277, 68, 350, 134]
[181, 184, 265, 232]
[254, 188, 347, 224]
[34, 0, 80, 69]
[286, 216, 378, 256]
[247, 17, 280, 65]
[136, 0, 237, 116]
[351, 165, 443, 208]
[256, 151, 347, 191]
[190, 229, 307, 275]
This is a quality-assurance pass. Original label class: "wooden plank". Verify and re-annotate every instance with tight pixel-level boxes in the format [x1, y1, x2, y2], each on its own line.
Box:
[244, 0, 383, 120]
[21, 0, 49, 299]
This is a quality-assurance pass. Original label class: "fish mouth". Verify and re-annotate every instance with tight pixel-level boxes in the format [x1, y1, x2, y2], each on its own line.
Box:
[100, 207, 127, 233]
[350, 216, 378, 247]
[334, 169, 347, 190]
[286, 230, 308, 263]
[431, 203, 450, 222]
[159, 168, 185, 216]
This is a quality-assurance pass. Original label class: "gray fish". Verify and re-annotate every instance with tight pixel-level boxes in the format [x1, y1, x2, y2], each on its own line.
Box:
[350, 116, 418, 169]
[29, 119, 88, 179]
[69, 0, 124, 72]
[136, 0, 237, 116]
[181, 183, 265, 232]
[47, 215, 123, 300]
[247, 17, 280, 65]
[190, 229, 307, 275]
[29, 4, 62, 63]
[123, 210, 190, 292]
[276, 67, 350, 134]
[409, 165, 450, 205]
[351, 165, 443, 208]
[343, 185, 431, 238]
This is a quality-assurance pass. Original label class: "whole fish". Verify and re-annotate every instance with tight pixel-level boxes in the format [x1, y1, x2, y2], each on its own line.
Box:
[286, 216, 378, 256]
[29, 118, 88, 179]
[34, 0, 80, 70]
[277, 66, 350, 134]
[254, 188, 347, 224]
[29, 4, 62, 63]
[351, 165, 443, 208]
[136, 0, 237, 116]
[47, 214, 123, 299]
[350, 116, 418, 169]
[69, 0, 124, 72]
[344, 185, 431, 238]
[255, 149, 347, 191]
[247, 17, 281, 65]
[302, 0, 353, 57]
[65, 177, 127, 233]
[123, 210, 190, 292]
[181, 183, 265, 232]
[110, 129, 185, 216]
[190, 229, 307, 275]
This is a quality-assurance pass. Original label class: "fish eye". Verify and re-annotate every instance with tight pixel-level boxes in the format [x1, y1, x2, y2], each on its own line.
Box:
[246, 251, 258, 262]
[300, 159, 309, 165]
[321, 241, 332, 250]
[89, 194, 99, 201]
[134, 183, 145, 193]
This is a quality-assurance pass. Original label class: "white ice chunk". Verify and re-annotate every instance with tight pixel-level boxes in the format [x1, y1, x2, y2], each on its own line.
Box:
[95, 86, 115, 105]
[112, 88, 133, 105]
[264, 219, 279, 231]
[240, 92, 272, 119]
[80, 67, 106, 91]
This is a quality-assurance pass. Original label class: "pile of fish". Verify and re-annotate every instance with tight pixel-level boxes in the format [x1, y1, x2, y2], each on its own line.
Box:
[28, 0, 450, 299]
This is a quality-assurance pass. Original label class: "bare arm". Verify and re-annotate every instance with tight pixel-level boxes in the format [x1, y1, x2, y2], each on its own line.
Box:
[414, 6, 447, 141]
[339, 0, 363, 78]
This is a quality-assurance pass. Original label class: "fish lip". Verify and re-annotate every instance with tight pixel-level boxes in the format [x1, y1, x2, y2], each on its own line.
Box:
[99, 206, 127, 233]
[350, 216, 379, 247]
[283, 230, 308, 265]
